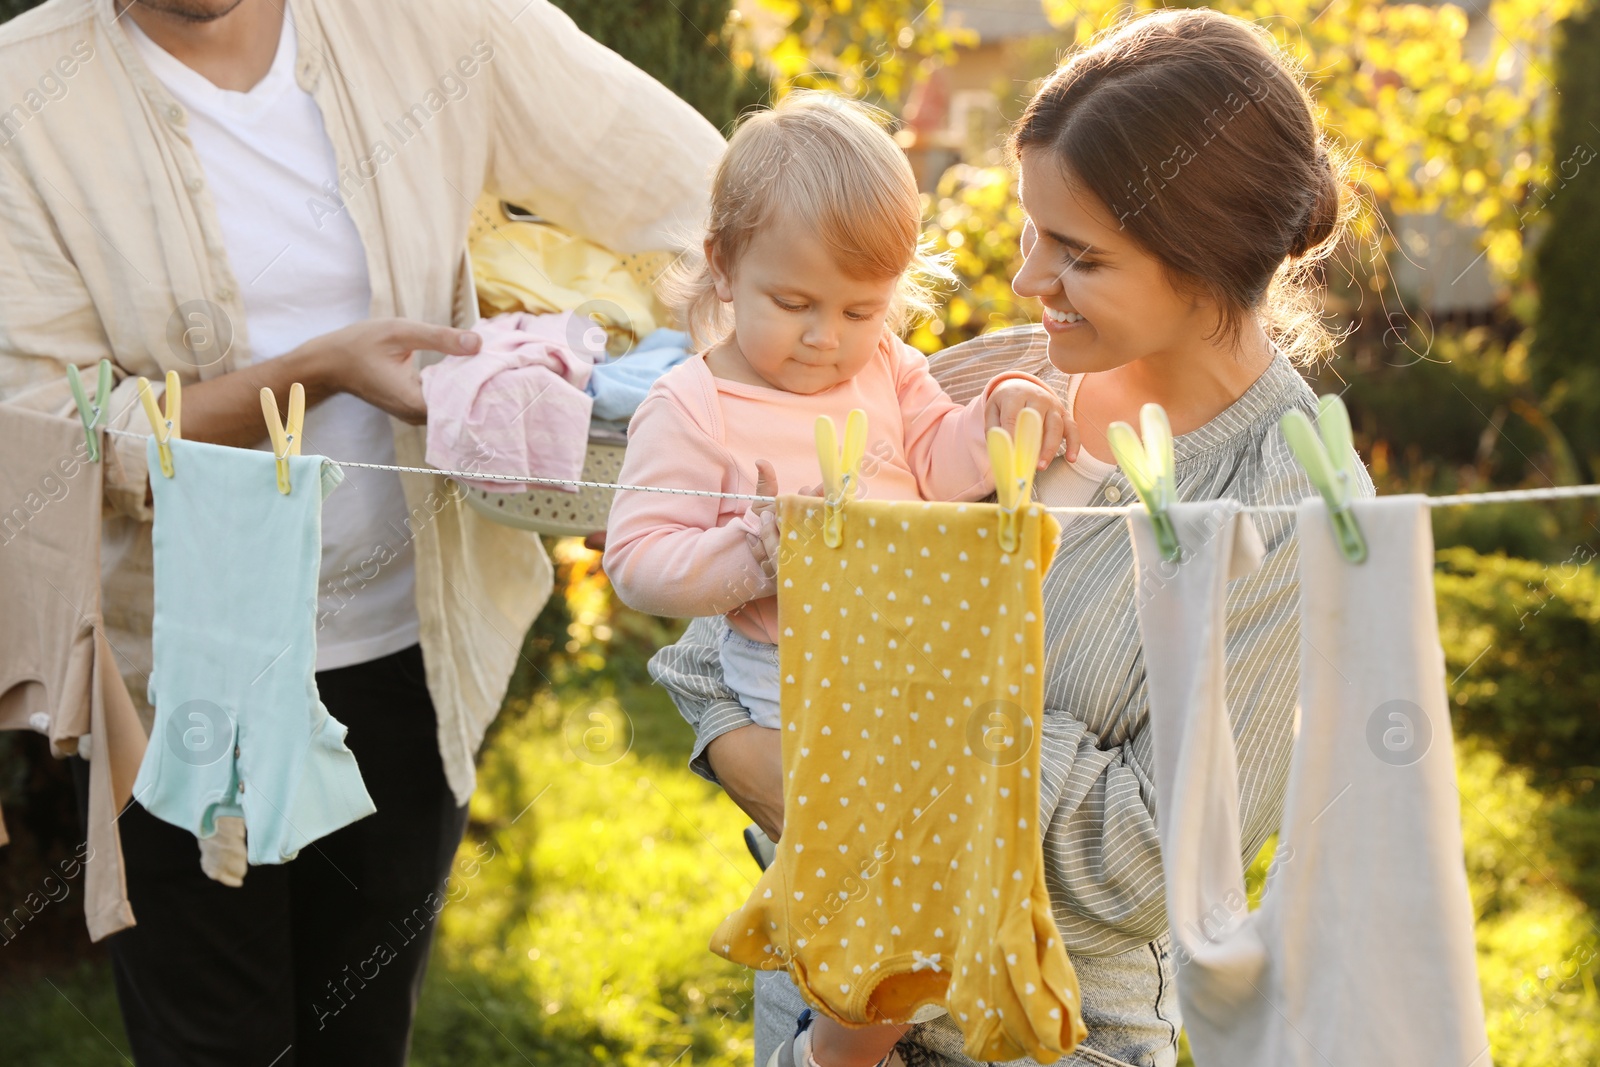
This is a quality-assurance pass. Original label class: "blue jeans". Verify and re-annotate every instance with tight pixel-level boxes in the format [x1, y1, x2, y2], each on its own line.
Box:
[753, 936, 1181, 1067]
[717, 621, 783, 730]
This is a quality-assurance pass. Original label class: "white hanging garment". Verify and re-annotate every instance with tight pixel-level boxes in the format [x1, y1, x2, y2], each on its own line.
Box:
[1129, 497, 1491, 1067]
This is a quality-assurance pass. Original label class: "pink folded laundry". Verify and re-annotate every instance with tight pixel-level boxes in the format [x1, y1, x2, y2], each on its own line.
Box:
[421, 311, 600, 492]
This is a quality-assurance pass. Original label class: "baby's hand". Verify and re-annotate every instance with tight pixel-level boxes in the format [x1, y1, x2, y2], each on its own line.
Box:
[748, 460, 781, 583]
[985, 377, 1079, 468]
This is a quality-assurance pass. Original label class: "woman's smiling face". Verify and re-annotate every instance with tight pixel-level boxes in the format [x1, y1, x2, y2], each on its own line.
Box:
[1012, 149, 1217, 375]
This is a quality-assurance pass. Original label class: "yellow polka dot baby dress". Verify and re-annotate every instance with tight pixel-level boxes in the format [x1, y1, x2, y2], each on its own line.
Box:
[710, 495, 1088, 1064]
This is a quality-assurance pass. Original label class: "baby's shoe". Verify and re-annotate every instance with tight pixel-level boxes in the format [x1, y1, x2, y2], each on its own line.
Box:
[767, 1007, 815, 1067]
[744, 822, 777, 871]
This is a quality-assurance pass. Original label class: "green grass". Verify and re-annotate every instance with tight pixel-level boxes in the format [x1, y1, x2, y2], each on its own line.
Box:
[409, 679, 761, 1067]
[0, 961, 132, 1067]
[14, 695, 1600, 1066]
[0, 675, 765, 1067]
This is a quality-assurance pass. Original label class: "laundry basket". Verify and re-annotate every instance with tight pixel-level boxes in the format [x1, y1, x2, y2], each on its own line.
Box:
[460, 201, 679, 538]
[462, 426, 628, 537]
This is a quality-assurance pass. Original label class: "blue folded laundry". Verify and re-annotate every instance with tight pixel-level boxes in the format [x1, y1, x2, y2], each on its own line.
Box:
[586, 328, 694, 423]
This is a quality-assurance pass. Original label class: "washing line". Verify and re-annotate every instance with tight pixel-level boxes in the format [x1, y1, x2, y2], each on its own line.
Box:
[101, 426, 1600, 515]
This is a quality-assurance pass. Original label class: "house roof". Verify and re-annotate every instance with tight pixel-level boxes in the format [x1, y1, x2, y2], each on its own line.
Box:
[944, 0, 1057, 42]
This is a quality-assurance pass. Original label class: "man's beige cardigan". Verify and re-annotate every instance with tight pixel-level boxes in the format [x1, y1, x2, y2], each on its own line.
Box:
[0, 0, 724, 805]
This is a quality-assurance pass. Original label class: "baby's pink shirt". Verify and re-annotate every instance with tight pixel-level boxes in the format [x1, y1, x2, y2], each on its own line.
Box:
[604, 332, 1042, 644]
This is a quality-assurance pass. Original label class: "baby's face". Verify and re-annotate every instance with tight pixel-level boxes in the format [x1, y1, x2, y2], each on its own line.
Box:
[712, 214, 899, 395]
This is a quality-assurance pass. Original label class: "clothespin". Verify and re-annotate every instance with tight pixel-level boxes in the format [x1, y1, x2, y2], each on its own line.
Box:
[136, 371, 182, 479]
[1281, 394, 1367, 564]
[1107, 403, 1180, 562]
[985, 407, 1043, 552]
[814, 408, 867, 548]
[66, 359, 112, 462]
[259, 382, 306, 495]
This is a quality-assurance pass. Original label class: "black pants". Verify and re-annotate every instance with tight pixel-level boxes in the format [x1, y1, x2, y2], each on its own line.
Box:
[89, 644, 470, 1067]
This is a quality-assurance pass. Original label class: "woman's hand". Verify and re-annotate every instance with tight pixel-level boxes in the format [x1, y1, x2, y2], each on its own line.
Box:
[985, 378, 1079, 467]
[300, 318, 483, 424]
[705, 724, 785, 841]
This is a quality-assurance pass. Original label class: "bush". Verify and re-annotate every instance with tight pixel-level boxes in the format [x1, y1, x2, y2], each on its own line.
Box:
[1311, 326, 1598, 560]
[1318, 327, 1558, 489]
[1458, 740, 1600, 1067]
[1532, 5, 1600, 482]
[1437, 547, 1600, 909]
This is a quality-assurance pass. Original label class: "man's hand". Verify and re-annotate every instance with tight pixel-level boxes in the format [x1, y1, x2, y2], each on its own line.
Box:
[304, 318, 483, 425]
[985, 378, 1079, 467]
[174, 317, 485, 451]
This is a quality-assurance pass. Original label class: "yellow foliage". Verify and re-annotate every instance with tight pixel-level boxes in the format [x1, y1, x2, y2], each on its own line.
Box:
[1008, 0, 1578, 289]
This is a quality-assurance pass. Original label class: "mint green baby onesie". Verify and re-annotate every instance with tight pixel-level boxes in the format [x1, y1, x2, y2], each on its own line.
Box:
[134, 436, 375, 864]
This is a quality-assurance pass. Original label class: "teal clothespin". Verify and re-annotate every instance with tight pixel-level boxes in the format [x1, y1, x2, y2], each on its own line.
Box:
[66, 359, 113, 463]
[1107, 403, 1181, 562]
[1280, 394, 1367, 564]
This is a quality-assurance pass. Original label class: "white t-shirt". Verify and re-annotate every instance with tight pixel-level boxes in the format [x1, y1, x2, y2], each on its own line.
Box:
[1035, 374, 1116, 508]
[127, 6, 420, 671]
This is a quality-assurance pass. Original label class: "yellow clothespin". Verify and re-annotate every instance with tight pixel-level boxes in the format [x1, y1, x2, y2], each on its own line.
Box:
[136, 371, 182, 479]
[259, 383, 306, 495]
[986, 407, 1043, 553]
[814, 408, 867, 548]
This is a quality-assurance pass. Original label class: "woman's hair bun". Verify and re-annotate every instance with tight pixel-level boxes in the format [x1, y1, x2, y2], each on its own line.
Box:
[1290, 144, 1340, 259]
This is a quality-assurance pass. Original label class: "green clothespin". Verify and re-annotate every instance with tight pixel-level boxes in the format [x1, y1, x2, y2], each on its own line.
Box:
[1107, 403, 1181, 562]
[1280, 394, 1367, 564]
[66, 359, 113, 463]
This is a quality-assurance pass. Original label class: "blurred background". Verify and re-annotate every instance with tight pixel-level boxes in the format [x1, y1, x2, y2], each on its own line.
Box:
[2, 0, 1599, 1063]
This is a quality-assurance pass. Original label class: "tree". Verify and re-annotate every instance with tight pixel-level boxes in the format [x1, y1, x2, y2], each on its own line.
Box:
[749, 0, 967, 105]
[0, 0, 42, 21]
[1033, 0, 1578, 291]
[748, 0, 1579, 257]
[1531, 4, 1600, 480]
[549, 0, 758, 132]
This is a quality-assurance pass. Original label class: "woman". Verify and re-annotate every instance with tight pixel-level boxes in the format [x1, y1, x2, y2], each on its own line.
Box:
[650, 10, 1373, 1066]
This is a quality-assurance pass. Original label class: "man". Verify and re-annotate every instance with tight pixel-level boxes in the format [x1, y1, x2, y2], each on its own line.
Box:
[0, 0, 722, 1062]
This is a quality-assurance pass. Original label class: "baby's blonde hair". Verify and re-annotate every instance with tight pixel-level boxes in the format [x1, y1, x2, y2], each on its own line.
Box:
[665, 90, 952, 351]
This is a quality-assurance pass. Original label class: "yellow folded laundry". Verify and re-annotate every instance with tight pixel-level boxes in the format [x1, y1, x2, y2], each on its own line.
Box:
[467, 193, 675, 355]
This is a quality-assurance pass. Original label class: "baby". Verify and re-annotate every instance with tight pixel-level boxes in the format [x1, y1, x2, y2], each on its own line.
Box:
[605, 91, 1074, 1067]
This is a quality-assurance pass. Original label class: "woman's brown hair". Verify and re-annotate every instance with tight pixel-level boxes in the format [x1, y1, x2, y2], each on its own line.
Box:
[1009, 8, 1353, 364]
